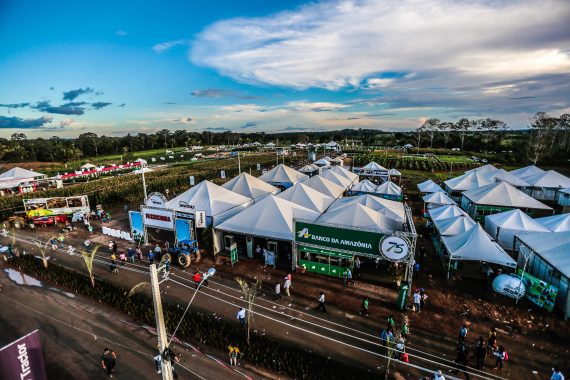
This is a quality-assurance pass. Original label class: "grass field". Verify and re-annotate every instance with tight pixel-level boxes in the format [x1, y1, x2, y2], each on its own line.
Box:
[435, 155, 473, 163]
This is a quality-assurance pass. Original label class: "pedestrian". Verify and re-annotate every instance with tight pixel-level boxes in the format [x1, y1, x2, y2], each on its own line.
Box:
[100, 347, 117, 377]
[127, 247, 135, 263]
[110, 254, 119, 274]
[108, 241, 114, 254]
[401, 320, 410, 339]
[413, 290, 421, 312]
[387, 314, 395, 330]
[112, 241, 117, 255]
[359, 298, 369, 316]
[420, 288, 428, 310]
[164, 257, 171, 273]
[193, 271, 203, 287]
[123, 204, 128, 213]
[458, 323, 468, 344]
[316, 292, 327, 312]
[283, 276, 292, 298]
[154, 244, 161, 258]
[419, 245, 426, 262]
[148, 250, 155, 265]
[380, 327, 395, 355]
[228, 344, 240, 366]
[83, 239, 92, 252]
[433, 369, 446, 380]
[50, 237, 58, 250]
[119, 251, 127, 266]
[394, 338, 405, 360]
[455, 343, 470, 379]
[487, 327, 497, 356]
[57, 235, 65, 248]
[474, 336, 486, 370]
[237, 307, 246, 327]
[345, 268, 354, 285]
[163, 348, 180, 379]
[153, 353, 162, 374]
[551, 367, 565, 380]
[164, 241, 170, 252]
[354, 257, 361, 277]
[29, 222, 36, 233]
[274, 281, 281, 300]
[413, 261, 420, 277]
[136, 246, 143, 261]
[494, 345, 507, 370]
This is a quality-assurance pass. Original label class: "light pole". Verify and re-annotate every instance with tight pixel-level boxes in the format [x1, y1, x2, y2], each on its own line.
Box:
[141, 163, 148, 201]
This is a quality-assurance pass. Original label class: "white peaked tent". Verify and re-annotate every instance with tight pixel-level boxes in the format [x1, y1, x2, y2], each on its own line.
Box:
[314, 158, 331, 167]
[485, 209, 550, 250]
[417, 179, 444, 194]
[318, 203, 403, 232]
[351, 179, 378, 194]
[461, 182, 552, 210]
[442, 225, 516, 268]
[388, 168, 402, 176]
[465, 164, 499, 175]
[165, 180, 253, 224]
[259, 164, 308, 186]
[216, 195, 320, 241]
[433, 215, 476, 236]
[523, 170, 570, 200]
[510, 165, 544, 180]
[0, 167, 46, 180]
[376, 181, 402, 196]
[80, 163, 97, 170]
[328, 194, 405, 222]
[299, 164, 319, 174]
[222, 172, 279, 200]
[302, 175, 346, 198]
[134, 167, 153, 174]
[320, 169, 354, 189]
[486, 169, 530, 187]
[361, 161, 388, 172]
[444, 171, 493, 192]
[422, 191, 456, 207]
[536, 213, 570, 232]
[429, 205, 467, 221]
[328, 165, 359, 183]
[135, 158, 148, 165]
[277, 182, 334, 212]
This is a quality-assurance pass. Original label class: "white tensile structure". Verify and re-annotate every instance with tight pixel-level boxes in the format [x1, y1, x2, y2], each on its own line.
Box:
[417, 179, 444, 194]
[302, 175, 346, 198]
[433, 215, 476, 236]
[376, 181, 402, 196]
[510, 165, 545, 180]
[484, 209, 550, 251]
[0, 167, 46, 180]
[422, 191, 456, 208]
[259, 164, 308, 189]
[222, 172, 279, 200]
[277, 182, 335, 213]
[350, 179, 378, 194]
[465, 164, 500, 175]
[313, 157, 331, 167]
[80, 163, 97, 170]
[486, 169, 530, 188]
[536, 213, 570, 232]
[428, 205, 467, 221]
[443, 170, 493, 200]
[320, 168, 356, 190]
[327, 194, 405, 223]
[523, 170, 570, 201]
[317, 203, 403, 232]
[327, 165, 359, 184]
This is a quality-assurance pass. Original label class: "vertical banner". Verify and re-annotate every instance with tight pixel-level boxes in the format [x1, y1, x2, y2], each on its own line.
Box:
[230, 243, 238, 266]
[0, 330, 48, 380]
[256, 163, 261, 171]
[129, 211, 145, 244]
[195, 211, 206, 228]
[189, 176, 195, 186]
[220, 170, 226, 179]
[175, 218, 192, 243]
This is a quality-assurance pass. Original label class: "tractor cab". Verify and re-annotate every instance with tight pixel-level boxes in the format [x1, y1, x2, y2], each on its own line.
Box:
[165, 239, 200, 268]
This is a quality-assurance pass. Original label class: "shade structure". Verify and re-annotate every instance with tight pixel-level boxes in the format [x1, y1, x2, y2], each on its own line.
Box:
[433, 215, 476, 236]
[536, 213, 570, 232]
[216, 195, 320, 241]
[277, 182, 334, 212]
[299, 164, 320, 173]
[80, 163, 97, 170]
[222, 172, 279, 200]
[429, 205, 467, 221]
[314, 158, 331, 167]
[165, 180, 252, 220]
[318, 203, 403, 232]
[134, 167, 153, 174]
[135, 158, 148, 165]
[465, 164, 499, 175]
[388, 168, 402, 176]
[361, 161, 388, 172]
[0, 167, 46, 179]
[417, 179, 444, 194]
[302, 175, 346, 198]
[444, 171, 493, 192]
[350, 179, 377, 194]
[510, 165, 545, 180]
[259, 164, 308, 187]
[327, 194, 405, 222]
[320, 169, 354, 189]
[486, 169, 530, 187]
[517, 231, 570, 279]
[441, 225, 516, 267]
[462, 182, 552, 210]
[485, 209, 551, 250]
[422, 191, 456, 206]
[376, 181, 402, 196]
[524, 170, 570, 188]
[328, 165, 359, 183]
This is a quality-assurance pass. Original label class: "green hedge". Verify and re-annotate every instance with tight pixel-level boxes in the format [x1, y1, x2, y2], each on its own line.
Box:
[8, 255, 379, 379]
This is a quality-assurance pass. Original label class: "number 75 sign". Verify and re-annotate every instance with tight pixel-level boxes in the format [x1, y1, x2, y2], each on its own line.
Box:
[380, 235, 410, 261]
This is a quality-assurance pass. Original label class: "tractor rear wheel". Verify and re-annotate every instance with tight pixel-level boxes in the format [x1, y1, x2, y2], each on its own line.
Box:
[177, 254, 191, 268]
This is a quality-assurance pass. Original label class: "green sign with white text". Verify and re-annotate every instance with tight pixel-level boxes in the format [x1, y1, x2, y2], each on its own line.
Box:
[295, 221, 384, 256]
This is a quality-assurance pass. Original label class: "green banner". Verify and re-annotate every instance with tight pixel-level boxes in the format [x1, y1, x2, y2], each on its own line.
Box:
[295, 221, 384, 256]
[299, 259, 348, 278]
[230, 243, 238, 266]
[517, 269, 558, 312]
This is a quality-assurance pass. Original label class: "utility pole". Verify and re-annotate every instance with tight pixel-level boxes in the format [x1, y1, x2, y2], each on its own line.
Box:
[141, 163, 148, 201]
[150, 264, 174, 380]
[237, 151, 241, 174]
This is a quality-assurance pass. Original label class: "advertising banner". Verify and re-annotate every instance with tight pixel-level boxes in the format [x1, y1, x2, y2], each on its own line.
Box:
[142, 206, 175, 230]
[517, 269, 558, 312]
[195, 211, 206, 228]
[129, 211, 145, 244]
[220, 170, 226, 179]
[175, 218, 193, 242]
[0, 330, 47, 380]
[189, 176, 195, 186]
[145, 192, 167, 208]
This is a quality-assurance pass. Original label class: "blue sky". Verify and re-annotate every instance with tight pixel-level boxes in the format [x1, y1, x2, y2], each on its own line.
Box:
[1, 0, 569, 137]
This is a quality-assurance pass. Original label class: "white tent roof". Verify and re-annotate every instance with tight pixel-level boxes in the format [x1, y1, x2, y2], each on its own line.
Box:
[329, 157, 344, 164]
[302, 175, 346, 198]
[376, 181, 402, 196]
[165, 180, 252, 217]
[314, 158, 331, 166]
[462, 182, 552, 210]
[444, 171, 493, 192]
[81, 163, 97, 169]
[134, 167, 153, 174]
[320, 169, 354, 189]
[0, 167, 45, 179]
[486, 169, 530, 187]
[361, 161, 388, 171]
[259, 164, 308, 185]
[328, 194, 405, 222]
[523, 170, 570, 188]
[417, 179, 444, 194]
[388, 168, 401, 176]
[429, 205, 467, 221]
[536, 213, 570, 232]
[560, 188, 570, 195]
[328, 165, 359, 183]
[442, 225, 516, 267]
[422, 191, 456, 206]
[324, 141, 338, 147]
[135, 158, 148, 165]
[433, 215, 476, 236]
[298, 164, 319, 173]
[216, 195, 320, 241]
[351, 179, 378, 193]
[465, 164, 499, 175]
[517, 231, 570, 278]
[277, 182, 334, 212]
[222, 172, 279, 200]
[318, 203, 403, 231]
[510, 165, 544, 180]
[484, 209, 550, 249]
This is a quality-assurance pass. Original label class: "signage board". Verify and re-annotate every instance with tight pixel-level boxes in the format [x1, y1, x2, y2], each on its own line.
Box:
[230, 243, 238, 266]
[129, 211, 145, 244]
[141, 206, 175, 230]
[0, 330, 47, 380]
[256, 163, 261, 171]
[189, 176, 195, 186]
[379, 235, 410, 261]
[220, 170, 226, 179]
[145, 192, 167, 208]
[195, 210, 206, 228]
[517, 269, 558, 312]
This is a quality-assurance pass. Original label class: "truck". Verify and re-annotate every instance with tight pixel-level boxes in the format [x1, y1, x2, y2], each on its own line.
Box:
[163, 239, 200, 268]
[2, 195, 89, 229]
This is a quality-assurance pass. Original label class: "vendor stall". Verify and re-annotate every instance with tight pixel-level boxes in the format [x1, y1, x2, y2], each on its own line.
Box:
[484, 209, 550, 251]
[277, 182, 334, 213]
[417, 179, 444, 195]
[222, 172, 279, 200]
[259, 164, 308, 190]
[375, 181, 403, 201]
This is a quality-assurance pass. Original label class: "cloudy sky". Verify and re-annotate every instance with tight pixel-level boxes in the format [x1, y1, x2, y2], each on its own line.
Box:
[1, 0, 569, 137]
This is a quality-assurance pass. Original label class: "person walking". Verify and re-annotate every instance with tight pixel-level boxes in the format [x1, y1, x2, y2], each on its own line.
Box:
[119, 251, 127, 266]
[112, 241, 117, 255]
[154, 244, 162, 260]
[153, 353, 162, 374]
[110, 254, 119, 274]
[50, 237, 58, 251]
[57, 235, 65, 248]
[127, 247, 135, 263]
[228, 345, 240, 367]
[345, 268, 354, 285]
[474, 336, 486, 370]
[148, 250, 155, 265]
[401, 320, 410, 339]
[359, 298, 369, 316]
[458, 323, 468, 344]
[274, 281, 281, 300]
[487, 327, 497, 356]
[413, 290, 422, 312]
[283, 276, 292, 298]
[354, 257, 361, 277]
[455, 343, 471, 380]
[420, 288, 428, 310]
[316, 292, 327, 312]
[100, 348, 117, 377]
[237, 308, 246, 327]
[164, 256, 171, 273]
[135, 246, 143, 261]
[494, 345, 507, 370]
[550, 367, 565, 380]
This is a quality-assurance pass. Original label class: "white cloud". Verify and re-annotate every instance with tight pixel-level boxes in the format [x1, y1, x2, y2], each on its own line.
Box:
[365, 78, 396, 89]
[116, 30, 127, 37]
[153, 39, 187, 53]
[191, 0, 570, 90]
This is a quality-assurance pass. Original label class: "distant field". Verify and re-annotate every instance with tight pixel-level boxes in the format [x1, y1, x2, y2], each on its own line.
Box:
[435, 155, 473, 163]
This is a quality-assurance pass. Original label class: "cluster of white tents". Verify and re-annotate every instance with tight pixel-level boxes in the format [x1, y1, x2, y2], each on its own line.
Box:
[0, 167, 47, 194]
[350, 179, 403, 199]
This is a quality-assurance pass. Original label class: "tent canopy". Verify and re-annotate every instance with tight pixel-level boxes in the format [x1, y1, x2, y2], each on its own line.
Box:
[517, 231, 570, 278]
[417, 179, 444, 194]
[314, 158, 331, 166]
[320, 169, 354, 189]
[222, 172, 279, 200]
[328, 193, 405, 222]
[318, 203, 403, 232]
[135, 158, 148, 165]
[510, 165, 545, 180]
[486, 168, 530, 187]
[259, 164, 307, 185]
[536, 213, 570, 232]
[462, 182, 552, 210]
[388, 168, 402, 176]
[80, 163, 97, 169]
[298, 164, 319, 173]
[429, 205, 467, 221]
[351, 179, 377, 193]
[444, 171, 493, 192]
[0, 167, 46, 179]
[361, 161, 388, 172]
[376, 181, 402, 196]
[277, 182, 334, 212]
[433, 215, 476, 236]
[485, 209, 551, 249]
[466, 164, 499, 175]
[441, 225, 516, 267]
[302, 175, 345, 198]
[523, 170, 570, 188]
[422, 191, 456, 206]
[134, 167, 153, 174]
[165, 180, 252, 217]
[216, 195, 320, 241]
[328, 165, 359, 183]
